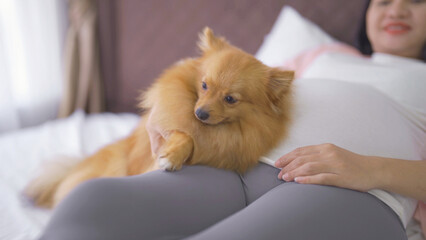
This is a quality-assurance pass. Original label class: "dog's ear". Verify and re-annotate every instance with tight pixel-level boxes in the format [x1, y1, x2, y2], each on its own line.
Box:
[198, 27, 229, 53]
[267, 68, 294, 113]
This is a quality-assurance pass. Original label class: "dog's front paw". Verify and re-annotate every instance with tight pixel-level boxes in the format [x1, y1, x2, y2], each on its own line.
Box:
[156, 131, 193, 172]
[157, 156, 183, 171]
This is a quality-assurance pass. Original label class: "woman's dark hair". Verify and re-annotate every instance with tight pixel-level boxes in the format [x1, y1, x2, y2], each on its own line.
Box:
[355, 0, 373, 56]
[355, 0, 425, 60]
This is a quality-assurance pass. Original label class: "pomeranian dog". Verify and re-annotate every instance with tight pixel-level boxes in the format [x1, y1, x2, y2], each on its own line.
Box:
[25, 27, 294, 208]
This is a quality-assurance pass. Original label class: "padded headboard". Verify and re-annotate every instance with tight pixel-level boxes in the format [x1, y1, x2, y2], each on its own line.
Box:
[96, 0, 368, 113]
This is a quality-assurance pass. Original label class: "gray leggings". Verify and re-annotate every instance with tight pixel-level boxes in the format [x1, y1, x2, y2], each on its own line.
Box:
[39, 163, 407, 240]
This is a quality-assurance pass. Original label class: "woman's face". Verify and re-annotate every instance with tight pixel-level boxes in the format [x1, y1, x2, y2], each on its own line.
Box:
[367, 0, 426, 59]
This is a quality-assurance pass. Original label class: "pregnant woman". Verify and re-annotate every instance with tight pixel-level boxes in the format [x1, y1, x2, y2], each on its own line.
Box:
[40, 0, 426, 239]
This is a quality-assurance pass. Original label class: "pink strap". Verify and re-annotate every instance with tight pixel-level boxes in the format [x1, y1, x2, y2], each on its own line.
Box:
[282, 43, 363, 78]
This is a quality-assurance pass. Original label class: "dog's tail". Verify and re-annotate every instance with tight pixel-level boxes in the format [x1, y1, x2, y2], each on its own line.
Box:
[24, 157, 79, 208]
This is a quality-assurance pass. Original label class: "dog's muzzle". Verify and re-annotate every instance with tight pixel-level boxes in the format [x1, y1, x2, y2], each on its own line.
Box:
[195, 108, 209, 121]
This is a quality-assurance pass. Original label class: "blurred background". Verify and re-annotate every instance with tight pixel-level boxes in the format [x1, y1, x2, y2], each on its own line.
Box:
[0, 0, 365, 134]
[0, 0, 67, 133]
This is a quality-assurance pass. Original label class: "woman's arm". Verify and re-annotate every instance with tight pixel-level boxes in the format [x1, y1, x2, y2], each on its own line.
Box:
[378, 157, 426, 202]
[274, 143, 426, 201]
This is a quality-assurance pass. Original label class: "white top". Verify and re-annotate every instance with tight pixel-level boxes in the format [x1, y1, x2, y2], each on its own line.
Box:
[261, 52, 426, 228]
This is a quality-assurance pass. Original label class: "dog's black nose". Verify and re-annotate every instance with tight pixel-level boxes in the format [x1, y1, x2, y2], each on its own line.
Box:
[196, 108, 209, 121]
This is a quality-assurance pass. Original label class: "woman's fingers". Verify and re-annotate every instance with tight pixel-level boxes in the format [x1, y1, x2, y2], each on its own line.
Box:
[146, 106, 168, 156]
[294, 173, 339, 186]
[147, 129, 165, 155]
[281, 162, 331, 181]
[275, 145, 322, 168]
[277, 155, 317, 179]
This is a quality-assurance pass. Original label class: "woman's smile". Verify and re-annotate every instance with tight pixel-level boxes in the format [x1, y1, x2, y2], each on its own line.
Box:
[384, 22, 411, 35]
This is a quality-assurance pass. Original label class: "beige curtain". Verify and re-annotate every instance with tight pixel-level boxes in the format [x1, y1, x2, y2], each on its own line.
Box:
[58, 0, 104, 118]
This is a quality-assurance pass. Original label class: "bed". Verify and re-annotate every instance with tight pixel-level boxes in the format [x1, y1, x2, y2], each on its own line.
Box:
[0, 0, 424, 239]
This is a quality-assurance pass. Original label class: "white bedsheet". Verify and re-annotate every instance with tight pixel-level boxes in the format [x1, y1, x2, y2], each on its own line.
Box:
[0, 110, 139, 240]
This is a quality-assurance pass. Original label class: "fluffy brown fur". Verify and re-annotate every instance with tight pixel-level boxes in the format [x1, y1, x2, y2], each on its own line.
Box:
[25, 27, 294, 208]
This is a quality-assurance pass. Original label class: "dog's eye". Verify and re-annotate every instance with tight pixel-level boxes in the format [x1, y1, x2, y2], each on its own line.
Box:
[224, 95, 237, 104]
[202, 82, 207, 90]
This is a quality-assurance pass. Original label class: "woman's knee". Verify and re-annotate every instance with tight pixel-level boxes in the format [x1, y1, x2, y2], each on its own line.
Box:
[266, 183, 407, 240]
[189, 183, 406, 240]
[63, 178, 123, 204]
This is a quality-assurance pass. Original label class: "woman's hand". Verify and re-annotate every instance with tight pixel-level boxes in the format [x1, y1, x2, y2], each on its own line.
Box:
[145, 106, 168, 157]
[274, 143, 383, 192]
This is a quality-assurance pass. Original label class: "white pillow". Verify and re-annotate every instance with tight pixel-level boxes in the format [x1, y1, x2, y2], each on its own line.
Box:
[255, 6, 336, 67]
